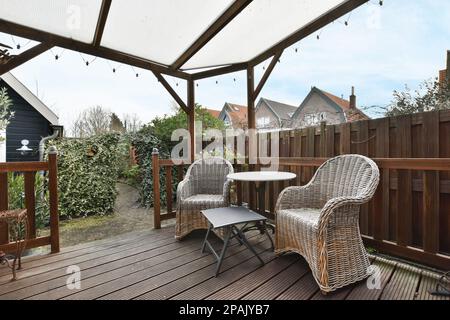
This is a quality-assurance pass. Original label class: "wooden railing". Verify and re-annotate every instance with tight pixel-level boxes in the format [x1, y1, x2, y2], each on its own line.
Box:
[0, 148, 59, 253]
[152, 148, 186, 229]
[153, 154, 450, 270]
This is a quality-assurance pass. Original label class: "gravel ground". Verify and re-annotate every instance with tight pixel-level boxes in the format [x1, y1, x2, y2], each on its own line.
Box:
[37, 182, 175, 249]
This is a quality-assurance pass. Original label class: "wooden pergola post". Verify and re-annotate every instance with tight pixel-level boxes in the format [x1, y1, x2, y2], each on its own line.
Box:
[187, 79, 195, 162]
[246, 65, 256, 210]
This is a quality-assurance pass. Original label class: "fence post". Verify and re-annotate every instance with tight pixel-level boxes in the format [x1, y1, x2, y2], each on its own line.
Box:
[48, 146, 60, 253]
[0, 172, 8, 244]
[152, 148, 161, 229]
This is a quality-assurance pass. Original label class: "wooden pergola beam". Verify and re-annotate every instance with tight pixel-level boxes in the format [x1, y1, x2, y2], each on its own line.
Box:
[152, 72, 188, 113]
[250, 0, 368, 66]
[0, 42, 53, 76]
[191, 63, 247, 80]
[0, 19, 191, 80]
[172, 0, 253, 70]
[253, 51, 282, 100]
[93, 0, 112, 47]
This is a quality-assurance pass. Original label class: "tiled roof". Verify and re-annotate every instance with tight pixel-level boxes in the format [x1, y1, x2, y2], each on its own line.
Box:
[317, 88, 370, 121]
[261, 98, 298, 120]
[205, 108, 221, 118]
[226, 103, 248, 126]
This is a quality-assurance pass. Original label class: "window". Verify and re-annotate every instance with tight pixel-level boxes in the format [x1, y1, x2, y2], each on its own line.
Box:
[223, 115, 231, 127]
[257, 117, 270, 128]
[303, 112, 327, 126]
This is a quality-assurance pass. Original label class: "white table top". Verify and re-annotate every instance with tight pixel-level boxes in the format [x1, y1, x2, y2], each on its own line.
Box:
[227, 171, 296, 182]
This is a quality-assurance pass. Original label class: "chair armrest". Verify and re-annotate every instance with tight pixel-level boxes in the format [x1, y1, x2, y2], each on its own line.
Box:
[176, 178, 193, 206]
[222, 179, 232, 206]
[317, 195, 369, 234]
[275, 185, 319, 212]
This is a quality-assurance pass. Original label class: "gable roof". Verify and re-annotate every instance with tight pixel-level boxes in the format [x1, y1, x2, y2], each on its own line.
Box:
[292, 87, 369, 122]
[0, 72, 59, 125]
[258, 98, 298, 121]
[221, 103, 247, 127]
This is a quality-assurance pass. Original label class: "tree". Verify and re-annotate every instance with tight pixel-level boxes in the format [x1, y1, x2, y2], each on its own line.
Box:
[71, 105, 111, 137]
[122, 113, 142, 133]
[110, 112, 125, 133]
[0, 87, 14, 142]
[141, 103, 225, 149]
[384, 78, 450, 117]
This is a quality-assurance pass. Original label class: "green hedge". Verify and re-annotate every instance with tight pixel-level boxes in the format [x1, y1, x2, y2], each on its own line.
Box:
[131, 130, 170, 208]
[48, 133, 122, 218]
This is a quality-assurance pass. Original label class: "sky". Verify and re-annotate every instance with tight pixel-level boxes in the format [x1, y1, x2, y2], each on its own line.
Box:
[1, 0, 449, 135]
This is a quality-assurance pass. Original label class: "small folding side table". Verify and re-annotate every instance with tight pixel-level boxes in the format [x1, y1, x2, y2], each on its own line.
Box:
[201, 206, 269, 276]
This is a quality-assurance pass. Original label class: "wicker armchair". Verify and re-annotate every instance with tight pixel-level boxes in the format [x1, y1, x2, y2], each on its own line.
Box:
[275, 154, 380, 293]
[176, 157, 234, 239]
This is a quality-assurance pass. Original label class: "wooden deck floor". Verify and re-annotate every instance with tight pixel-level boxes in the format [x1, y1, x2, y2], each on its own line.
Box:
[0, 226, 448, 300]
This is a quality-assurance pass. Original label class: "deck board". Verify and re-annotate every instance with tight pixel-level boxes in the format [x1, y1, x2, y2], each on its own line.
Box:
[345, 257, 397, 300]
[380, 263, 422, 300]
[0, 226, 447, 300]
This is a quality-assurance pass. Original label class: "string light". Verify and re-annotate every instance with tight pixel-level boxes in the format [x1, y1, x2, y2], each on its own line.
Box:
[131, 66, 139, 77]
[50, 48, 65, 61]
[79, 53, 97, 66]
[379, 0, 383, 6]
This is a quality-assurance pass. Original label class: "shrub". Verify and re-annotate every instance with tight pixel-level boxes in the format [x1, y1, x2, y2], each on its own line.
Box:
[130, 129, 171, 208]
[130, 104, 225, 208]
[7, 172, 49, 230]
[47, 133, 122, 218]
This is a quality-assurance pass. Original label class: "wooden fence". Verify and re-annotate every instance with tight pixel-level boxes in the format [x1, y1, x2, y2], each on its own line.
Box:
[153, 110, 450, 270]
[0, 150, 59, 253]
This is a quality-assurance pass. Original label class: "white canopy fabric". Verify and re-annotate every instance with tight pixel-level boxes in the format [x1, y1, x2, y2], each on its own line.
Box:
[0, 0, 357, 72]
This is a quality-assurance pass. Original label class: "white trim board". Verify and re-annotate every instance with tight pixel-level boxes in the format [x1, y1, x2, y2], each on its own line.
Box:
[0, 72, 59, 125]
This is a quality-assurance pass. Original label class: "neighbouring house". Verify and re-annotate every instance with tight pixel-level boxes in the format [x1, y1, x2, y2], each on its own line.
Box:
[213, 99, 297, 131]
[290, 86, 369, 128]
[255, 98, 297, 130]
[217, 102, 248, 130]
[0, 72, 62, 162]
[439, 50, 449, 88]
[204, 108, 221, 119]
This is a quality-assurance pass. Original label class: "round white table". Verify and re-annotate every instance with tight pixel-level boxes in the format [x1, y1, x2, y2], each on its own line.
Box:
[227, 171, 296, 218]
[227, 171, 297, 216]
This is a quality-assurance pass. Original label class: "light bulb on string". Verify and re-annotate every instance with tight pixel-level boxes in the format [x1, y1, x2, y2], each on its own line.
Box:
[379, 0, 383, 6]
[130, 66, 139, 78]
[216, 80, 218, 84]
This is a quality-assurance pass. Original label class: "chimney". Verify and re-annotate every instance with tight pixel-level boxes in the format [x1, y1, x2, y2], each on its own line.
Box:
[349, 86, 356, 109]
[446, 50, 450, 83]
